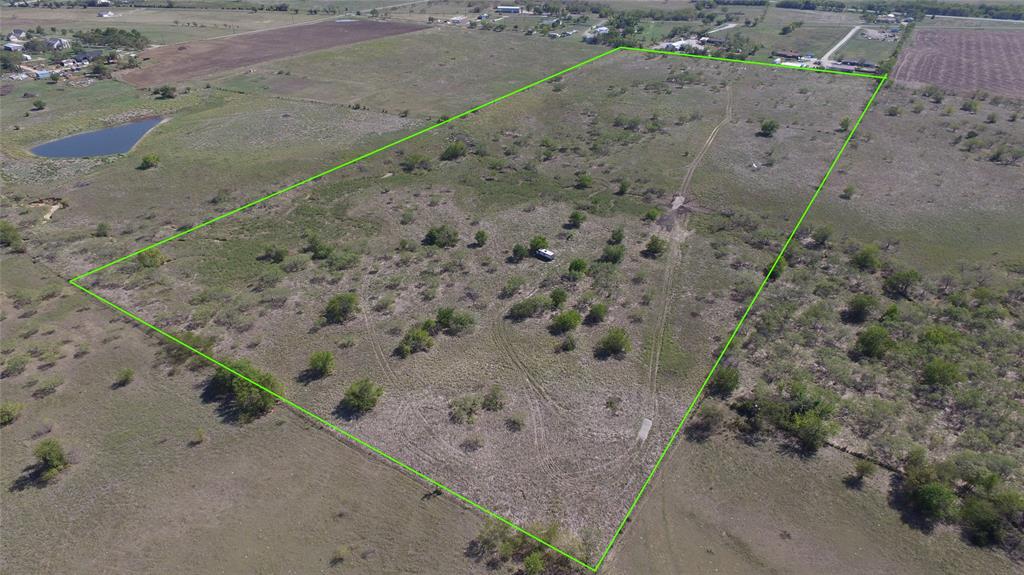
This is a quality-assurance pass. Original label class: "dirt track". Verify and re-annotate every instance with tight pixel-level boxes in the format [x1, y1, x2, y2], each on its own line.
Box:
[119, 19, 426, 87]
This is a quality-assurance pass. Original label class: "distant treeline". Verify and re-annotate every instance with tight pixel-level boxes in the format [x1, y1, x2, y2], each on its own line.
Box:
[73, 28, 149, 50]
[776, 0, 847, 12]
[775, 1, 1023, 21]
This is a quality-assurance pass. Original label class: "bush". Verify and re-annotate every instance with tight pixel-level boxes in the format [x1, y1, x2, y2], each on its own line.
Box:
[511, 243, 528, 262]
[529, 236, 548, 252]
[758, 119, 778, 137]
[400, 153, 430, 172]
[506, 413, 525, 432]
[440, 141, 467, 161]
[585, 302, 608, 324]
[210, 360, 284, 422]
[153, 85, 176, 99]
[549, 310, 582, 334]
[450, 395, 481, 424]
[309, 351, 335, 378]
[474, 229, 488, 247]
[844, 294, 877, 323]
[643, 235, 668, 258]
[95, 222, 110, 237]
[568, 210, 586, 228]
[0, 402, 24, 426]
[0, 221, 24, 252]
[396, 327, 434, 357]
[114, 368, 134, 387]
[686, 403, 725, 441]
[500, 276, 525, 298]
[136, 248, 165, 268]
[642, 208, 661, 222]
[482, 385, 505, 411]
[609, 227, 625, 245]
[910, 481, 957, 521]
[854, 325, 891, 359]
[567, 258, 588, 278]
[424, 224, 459, 248]
[574, 172, 592, 189]
[32, 99, 46, 110]
[854, 459, 877, 479]
[342, 378, 383, 414]
[33, 438, 69, 482]
[884, 269, 920, 299]
[601, 244, 625, 264]
[138, 154, 160, 170]
[305, 234, 333, 259]
[3, 354, 29, 377]
[435, 307, 475, 336]
[262, 245, 288, 263]
[595, 327, 630, 358]
[707, 365, 740, 398]
[549, 288, 568, 309]
[325, 293, 359, 324]
[507, 296, 551, 320]
[921, 358, 960, 390]
[851, 244, 881, 272]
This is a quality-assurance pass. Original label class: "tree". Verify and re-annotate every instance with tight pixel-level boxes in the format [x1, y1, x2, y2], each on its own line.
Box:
[595, 327, 630, 358]
[707, 365, 740, 398]
[342, 378, 382, 414]
[643, 235, 668, 258]
[549, 310, 582, 334]
[511, 243, 528, 262]
[139, 154, 160, 170]
[439, 141, 466, 161]
[851, 244, 881, 272]
[855, 325, 891, 359]
[33, 438, 69, 482]
[585, 302, 608, 324]
[0, 221, 24, 252]
[568, 210, 586, 228]
[153, 85, 177, 99]
[424, 225, 459, 248]
[32, 99, 46, 111]
[529, 236, 548, 252]
[309, 351, 335, 378]
[921, 358, 960, 390]
[844, 294, 877, 323]
[911, 481, 957, 521]
[884, 269, 920, 299]
[324, 292, 360, 324]
[474, 229, 487, 247]
[209, 360, 283, 421]
[758, 119, 778, 137]
[136, 248, 165, 268]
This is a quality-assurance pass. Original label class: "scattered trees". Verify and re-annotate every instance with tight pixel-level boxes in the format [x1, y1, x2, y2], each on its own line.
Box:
[342, 378, 383, 414]
[435, 307, 475, 336]
[450, 394, 481, 424]
[508, 295, 551, 320]
[396, 325, 433, 357]
[114, 368, 134, 387]
[528, 236, 549, 252]
[601, 244, 625, 264]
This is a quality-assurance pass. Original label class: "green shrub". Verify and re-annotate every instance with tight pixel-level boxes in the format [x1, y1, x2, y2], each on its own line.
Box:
[435, 307, 475, 336]
[396, 327, 433, 357]
[855, 325, 891, 359]
[549, 310, 582, 334]
[94, 222, 110, 237]
[643, 235, 668, 258]
[399, 153, 430, 172]
[921, 358, 960, 390]
[324, 292, 359, 324]
[114, 368, 134, 387]
[33, 438, 69, 482]
[595, 327, 630, 358]
[262, 245, 287, 263]
[138, 154, 159, 170]
[305, 234, 333, 260]
[507, 296, 551, 320]
[474, 229, 488, 247]
[529, 236, 549, 252]
[2, 354, 29, 377]
[342, 378, 383, 414]
[136, 248, 165, 268]
[758, 118, 778, 137]
[884, 269, 920, 299]
[440, 141, 467, 161]
[585, 302, 608, 324]
[851, 244, 881, 272]
[0, 221, 24, 252]
[707, 365, 740, 398]
[210, 360, 283, 422]
[424, 224, 459, 248]
[601, 244, 625, 264]
[482, 385, 505, 411]
[549, 288, 568, 309]
[844, 294, 877, 323]
[567, 258, 588, 279]
[450, 395, 481, 424]
[568, 210, 586, 228]
[0, 402, 24, 426]
[309, 351, 335, 378]
[609, 227, 625, 244]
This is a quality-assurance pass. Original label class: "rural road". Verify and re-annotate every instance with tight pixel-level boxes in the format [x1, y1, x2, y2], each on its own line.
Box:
[706, 22, 738, 35]
[822, 25, 862, 63]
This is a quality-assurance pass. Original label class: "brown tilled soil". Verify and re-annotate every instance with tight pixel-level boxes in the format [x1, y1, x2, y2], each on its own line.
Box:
[119, 19, 426, 87]
[893, 28, 1024, 97]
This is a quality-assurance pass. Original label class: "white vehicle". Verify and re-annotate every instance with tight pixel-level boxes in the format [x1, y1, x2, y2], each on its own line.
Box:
[535, 248, 555, 261]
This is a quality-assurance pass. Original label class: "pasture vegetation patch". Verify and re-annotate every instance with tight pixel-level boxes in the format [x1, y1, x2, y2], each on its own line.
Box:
[67, 48, 883, 571]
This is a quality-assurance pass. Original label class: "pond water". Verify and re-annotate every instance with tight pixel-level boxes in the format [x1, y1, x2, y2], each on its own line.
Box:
[31, 117, 163, 158]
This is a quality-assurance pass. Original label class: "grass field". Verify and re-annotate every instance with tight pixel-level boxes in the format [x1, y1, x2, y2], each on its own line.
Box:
[709, 8, 863, 61]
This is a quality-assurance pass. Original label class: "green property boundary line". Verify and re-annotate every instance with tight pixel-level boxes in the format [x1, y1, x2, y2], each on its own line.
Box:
[68, 46, 886, 572]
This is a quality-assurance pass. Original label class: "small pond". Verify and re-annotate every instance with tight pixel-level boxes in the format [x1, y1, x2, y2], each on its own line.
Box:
[31, 117, 164, 158]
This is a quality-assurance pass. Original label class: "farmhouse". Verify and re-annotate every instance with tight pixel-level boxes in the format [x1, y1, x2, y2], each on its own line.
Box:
[772, 50, 801, 60]
[495, 5, 521, 14]
[3, 43, 24, 52]
[73, 49, 103, 63]
[10, 29, 27, 40]
[46, 38, 71, 51]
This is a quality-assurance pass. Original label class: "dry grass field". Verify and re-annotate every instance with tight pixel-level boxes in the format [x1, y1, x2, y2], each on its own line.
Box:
[893, 28, 1024, 98]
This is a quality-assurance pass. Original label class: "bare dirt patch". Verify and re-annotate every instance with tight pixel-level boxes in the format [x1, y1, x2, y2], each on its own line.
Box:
[119, 19, 426, 87]
[893, 28, 1024, 97]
